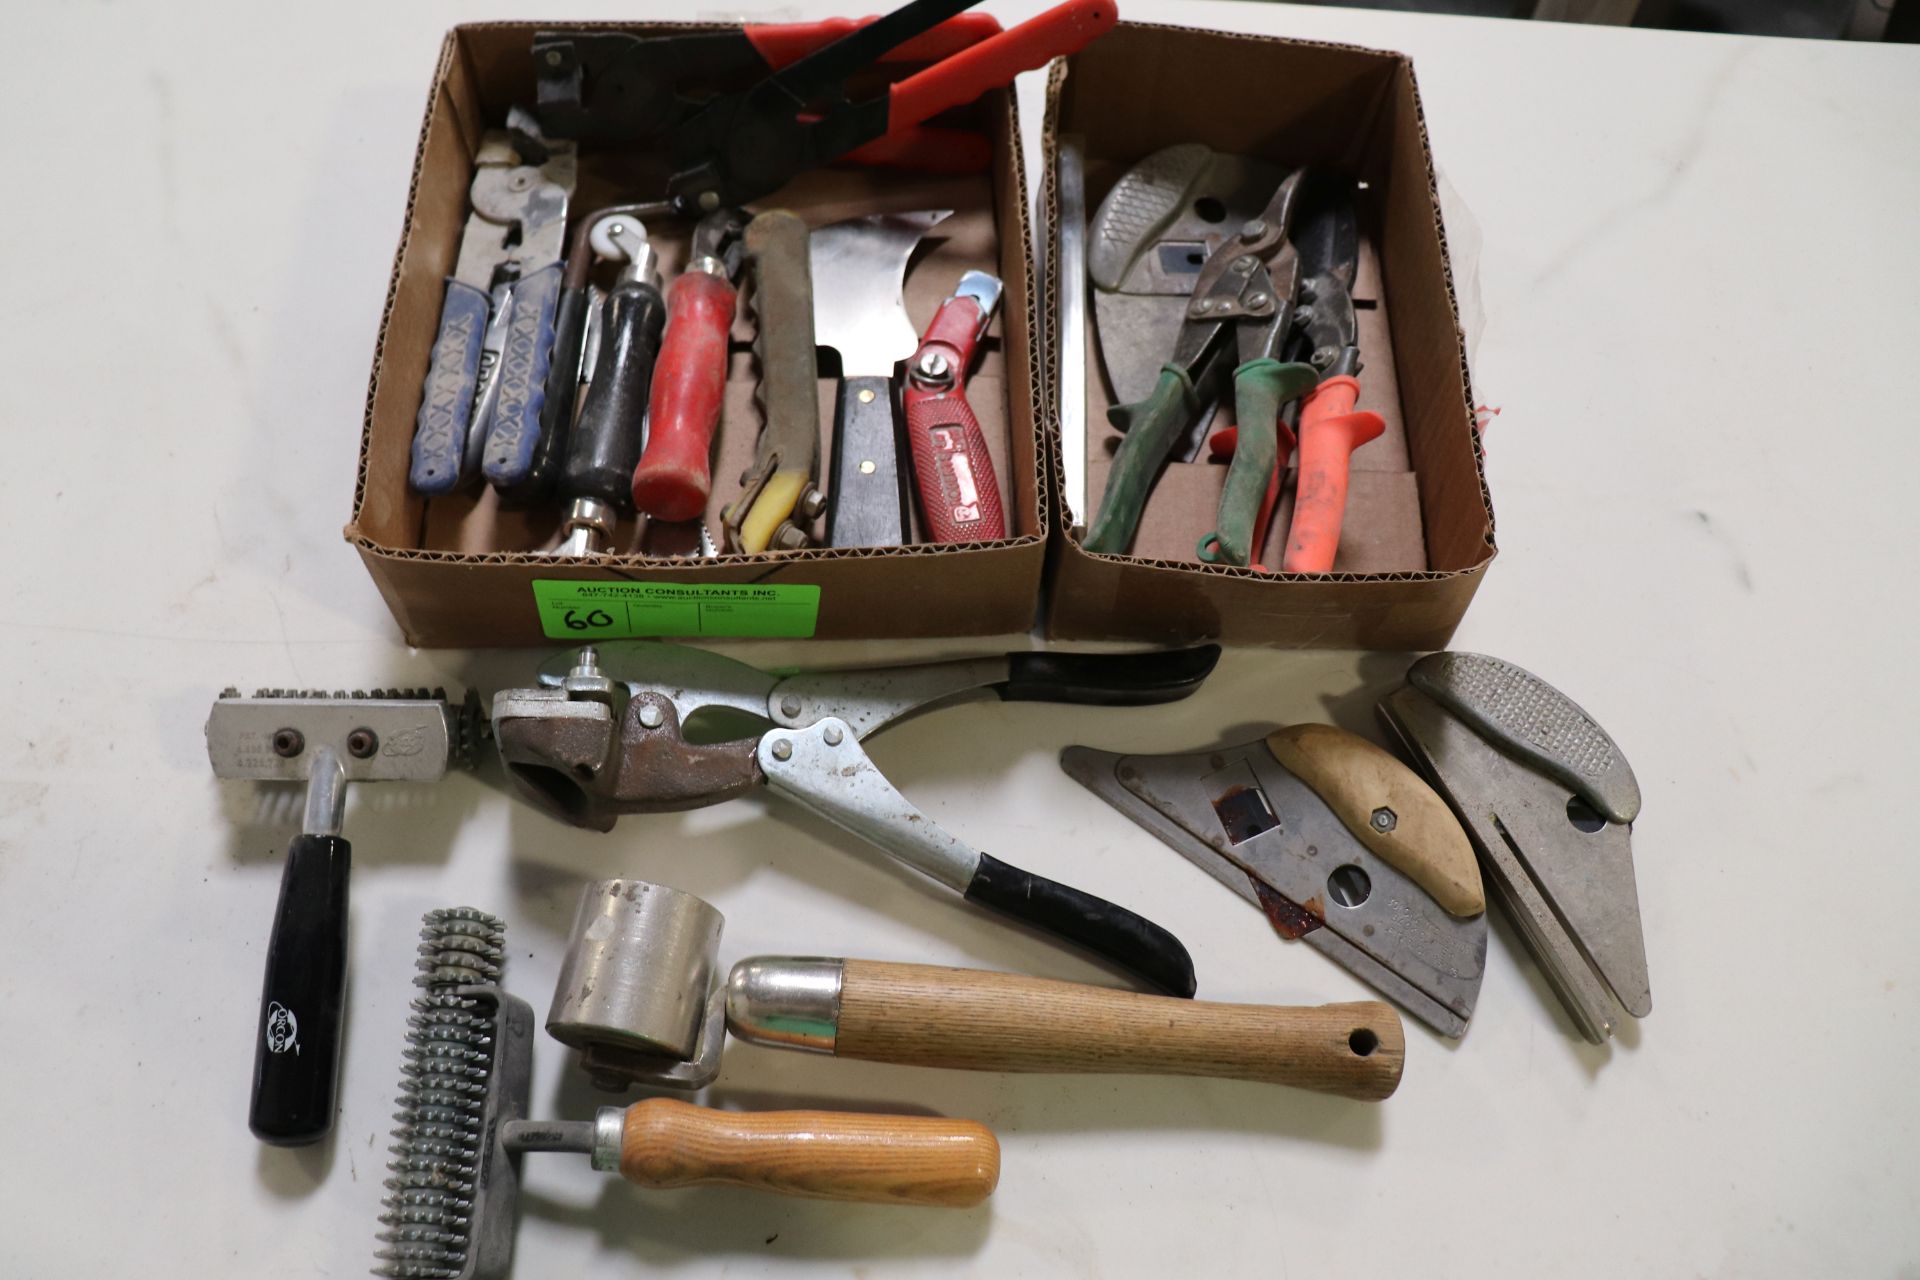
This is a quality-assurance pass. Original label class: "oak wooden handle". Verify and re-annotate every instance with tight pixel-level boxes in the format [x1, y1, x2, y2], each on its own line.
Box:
[836, 961, 1405, 1101]
[618, 1097, 999, 1207]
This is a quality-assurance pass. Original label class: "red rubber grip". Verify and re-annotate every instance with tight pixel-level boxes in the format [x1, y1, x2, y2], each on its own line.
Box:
[1280, 376, 1385, 574]
[905, 296, 1004, 543]
[745, 12, 1003, 69]
[632, 270, 736, 522]
[887, 0, 1119, 134]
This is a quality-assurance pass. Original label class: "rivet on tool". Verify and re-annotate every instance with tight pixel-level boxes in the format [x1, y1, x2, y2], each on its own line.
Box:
[858, 388, 876, 404]
[771, 739, 793, 762]
[1194, 299, 1214, 314]
[823, 725, 844, 747]
[1240, 218, 1267, 240]
[780, 695, 803, 718]
[1371, 807, 1398, 833]
[347, 728, 378, 759]
[1233, 256, 1256, 274]
[638, 703, 664, 729]
[545, 49, 562, 65]
[1246, 292, 1271, 310]
[859, 460, 876, 474]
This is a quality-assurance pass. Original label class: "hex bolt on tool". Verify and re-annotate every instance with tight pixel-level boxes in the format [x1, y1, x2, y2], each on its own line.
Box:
[812, 209, 951, 547]
[205, 688, 486, 1144]
[903, 269, 1006, 543]
[719, 210, 825, 553]
[629, 208, 748, 524]
[374, 910, 1000, 1280]
[553, 214, 667, 555]
[541, 877, 1405, 1100]
[492, 642, 1223, 997]
[409, 109, 575, 494]
[1062, 722, 1488, 1038]
[1377, 653, 1651, 1043]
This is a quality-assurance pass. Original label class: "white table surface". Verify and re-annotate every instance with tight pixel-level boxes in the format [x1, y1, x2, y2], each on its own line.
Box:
[4, 1, 1916, 1276]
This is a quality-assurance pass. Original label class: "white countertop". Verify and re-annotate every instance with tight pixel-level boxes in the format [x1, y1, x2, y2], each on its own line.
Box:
[2, 1, 1915, 1276]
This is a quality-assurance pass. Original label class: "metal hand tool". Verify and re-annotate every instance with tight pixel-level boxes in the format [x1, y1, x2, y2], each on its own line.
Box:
[543, 877, 1402, 1099]
[375, 910, 998, 1280]
[535, 0, 1116, 217]
[553, 215, 667, 556]
[1062, 722, 1488, 1037]
[903, 269, 1005, 542]
[629, 208, 748, 524]
[205, 687, 485, 1144]
[492, 642, 1222, 997]
[1279, 185, 1384, 572]
[1084, 156, 1320, 563]
[1378, 653, 1651, 1042]
[812, 209, 951, 547]
[1057, 135, 1090, 534]
[719, 210, 824, 553]
[410, 110, 575, 495]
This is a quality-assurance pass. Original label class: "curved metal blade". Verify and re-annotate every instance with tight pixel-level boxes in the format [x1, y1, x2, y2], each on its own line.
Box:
[809, 210, 951, 374]
[1062, 740, 1486, 1037]
[536, 641, 776, 729]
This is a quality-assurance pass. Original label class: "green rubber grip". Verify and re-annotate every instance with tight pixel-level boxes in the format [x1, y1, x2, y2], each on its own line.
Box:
[1083, 364, 1201, 555]
[1198, 360, 1319, 565]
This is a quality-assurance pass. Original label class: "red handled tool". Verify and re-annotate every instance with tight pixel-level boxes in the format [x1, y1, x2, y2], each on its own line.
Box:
[536, 0, 1119, 217]
[630, 209, 748, 524]
[904, 270, 1006, 543]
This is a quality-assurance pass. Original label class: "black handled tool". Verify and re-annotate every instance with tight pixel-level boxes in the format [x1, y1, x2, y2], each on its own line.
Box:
[206, 688, 485, 1145]
[492, 644, 1221, 997]
[555, 215, 668, 555]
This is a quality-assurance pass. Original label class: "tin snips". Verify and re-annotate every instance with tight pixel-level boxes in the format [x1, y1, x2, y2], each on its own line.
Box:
[491, 642, 1224, 997]
[1378, 653, 1651, 1043]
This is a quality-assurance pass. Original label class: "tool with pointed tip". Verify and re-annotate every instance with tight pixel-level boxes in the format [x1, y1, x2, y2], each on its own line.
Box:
[903, 269, 1005, 542]
[554, 215, 667, 556]
[1061, 722, 1488, 1037]
[721, 210, 824, 553]
[374, 908, 999, 1280]
[409, 110, 575, 495]
[811, 209, 951, 547]
[492, 642, 1221, 997]
[1378, 653, 1651, 1043]
[205, 687, 486, 1145]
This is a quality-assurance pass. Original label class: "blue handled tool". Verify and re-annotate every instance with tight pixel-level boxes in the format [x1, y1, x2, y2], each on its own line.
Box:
[410, 109, 575, 495]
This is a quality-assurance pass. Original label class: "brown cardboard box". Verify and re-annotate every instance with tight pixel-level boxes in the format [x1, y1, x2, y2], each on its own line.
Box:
[1041, 24, 1496, 647]
[347, 23, 1045, 647]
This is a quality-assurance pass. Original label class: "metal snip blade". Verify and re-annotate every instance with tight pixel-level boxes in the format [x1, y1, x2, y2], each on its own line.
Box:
[1380, 685, 1650, 1042]
[1062, 742, 1485, 1037]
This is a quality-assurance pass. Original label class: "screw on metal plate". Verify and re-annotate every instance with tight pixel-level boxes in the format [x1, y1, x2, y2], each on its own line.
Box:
[347, 728, 378, 759]
[272, 729, 305, 758]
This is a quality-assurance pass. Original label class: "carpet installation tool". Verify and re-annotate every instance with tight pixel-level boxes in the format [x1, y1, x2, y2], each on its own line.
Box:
[546, 878, 1406, 1100]
[375, 908, 1001, 1280]
[1377, 652, 1651, 1042]
[205, 687, 485, 1145]
[1062, 722, 1488, 1037]
[492, 641, 1223, 997]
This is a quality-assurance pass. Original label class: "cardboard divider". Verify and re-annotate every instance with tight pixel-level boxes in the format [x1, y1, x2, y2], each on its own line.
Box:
[348, 23, 1045, 646]
[1039, 24, 1496, 648]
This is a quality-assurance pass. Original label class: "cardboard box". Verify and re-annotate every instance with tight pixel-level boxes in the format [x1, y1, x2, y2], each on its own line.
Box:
[347, 23, 1046, 647]
[1040, 24, 1497, 647]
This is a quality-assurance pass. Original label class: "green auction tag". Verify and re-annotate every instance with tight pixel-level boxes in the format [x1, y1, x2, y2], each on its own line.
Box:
[531, 580, 821, 639]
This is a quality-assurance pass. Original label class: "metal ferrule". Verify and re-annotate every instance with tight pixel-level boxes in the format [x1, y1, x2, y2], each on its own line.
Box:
[724, 957, 845, 1054]
[591, 1106, 625, 1172]
[300, 744, 346, 837]
[559, 496, 617, 555]
[617, 241, 659, 289]
[686, 253, 727, 278]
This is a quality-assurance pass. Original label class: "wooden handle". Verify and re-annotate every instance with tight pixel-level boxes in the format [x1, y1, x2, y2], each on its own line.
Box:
[835, 961, 1405, 1101]
[618, 1097, 999, 1207]
[1265, 723, 1485, 917]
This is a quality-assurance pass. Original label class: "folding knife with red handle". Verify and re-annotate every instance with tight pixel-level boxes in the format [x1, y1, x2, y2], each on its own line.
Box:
[904, 270, 1005, 544]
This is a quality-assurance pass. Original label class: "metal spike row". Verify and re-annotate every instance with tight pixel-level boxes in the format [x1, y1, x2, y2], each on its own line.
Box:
[376, 908, 507, 1280]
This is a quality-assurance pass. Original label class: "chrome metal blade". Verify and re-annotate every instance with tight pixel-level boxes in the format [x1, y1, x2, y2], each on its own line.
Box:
[1061, 741, 1486, 1037]
[808, 210, 951, 375]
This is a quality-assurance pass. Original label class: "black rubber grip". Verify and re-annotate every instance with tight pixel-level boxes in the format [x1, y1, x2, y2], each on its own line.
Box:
[562, 278, 667, 512]
[999, 646, 1221, 706]
[249, 834, 350, 1146]
[964, 853, 1197, 997]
